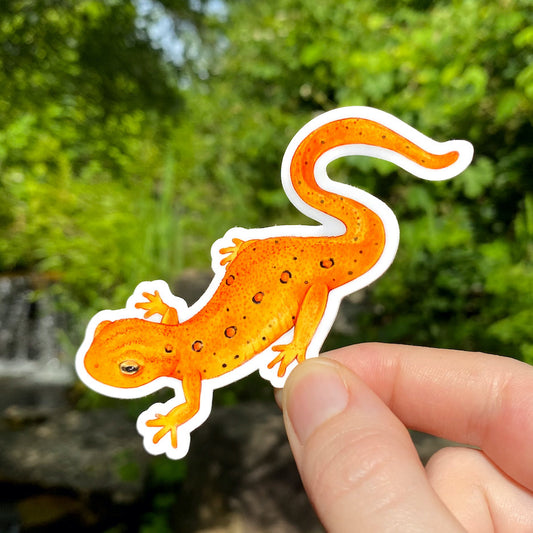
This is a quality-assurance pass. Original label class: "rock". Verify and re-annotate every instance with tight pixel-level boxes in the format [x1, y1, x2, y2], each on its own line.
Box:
[16, 493, 89, 531]
[176, 402, 325, 533]
[0, 385, 151, 530]
[0, 405, 148, 503]
[173, 268, 214, 306]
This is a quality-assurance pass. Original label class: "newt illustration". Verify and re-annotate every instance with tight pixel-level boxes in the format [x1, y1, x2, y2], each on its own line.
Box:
[76, 107, 473, 458]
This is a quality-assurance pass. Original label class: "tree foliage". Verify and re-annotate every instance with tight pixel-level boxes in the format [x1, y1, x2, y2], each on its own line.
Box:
[1, 0, 532, 363]
[186, 0, 533, 361]
[0, 0, 196, 313]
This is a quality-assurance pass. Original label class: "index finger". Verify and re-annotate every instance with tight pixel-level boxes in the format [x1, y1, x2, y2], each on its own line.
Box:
[326, 343, 533, 490]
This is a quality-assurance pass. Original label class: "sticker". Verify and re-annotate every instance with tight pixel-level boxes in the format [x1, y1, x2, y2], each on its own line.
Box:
[75, 106, 474, 459]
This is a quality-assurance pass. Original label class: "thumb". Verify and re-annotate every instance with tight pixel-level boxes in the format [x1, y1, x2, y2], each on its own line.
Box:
[282, 357, 464, 532]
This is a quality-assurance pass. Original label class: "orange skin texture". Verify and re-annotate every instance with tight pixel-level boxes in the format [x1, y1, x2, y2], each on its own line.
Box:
[83, 118, 459, 447]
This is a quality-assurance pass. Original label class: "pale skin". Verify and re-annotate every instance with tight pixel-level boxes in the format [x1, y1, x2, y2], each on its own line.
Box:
[276, 343, 533, 532]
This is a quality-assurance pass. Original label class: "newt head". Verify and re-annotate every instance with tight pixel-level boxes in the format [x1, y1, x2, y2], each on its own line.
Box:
[84, 318, 183, 389]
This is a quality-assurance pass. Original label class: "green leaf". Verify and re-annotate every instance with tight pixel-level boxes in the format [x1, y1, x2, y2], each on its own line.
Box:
[454, 157, 495, 199]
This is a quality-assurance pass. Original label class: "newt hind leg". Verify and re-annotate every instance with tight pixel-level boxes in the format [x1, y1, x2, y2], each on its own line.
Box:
[268, 283, 329, 378]
[219, 238, 257, 266]
[268, 344, 306, 377]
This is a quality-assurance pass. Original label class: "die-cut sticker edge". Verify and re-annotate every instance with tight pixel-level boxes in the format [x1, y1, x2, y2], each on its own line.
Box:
[75, 106, 474, 459]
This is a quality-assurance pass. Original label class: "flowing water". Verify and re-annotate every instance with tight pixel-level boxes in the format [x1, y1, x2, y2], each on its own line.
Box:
[0, 275, 72, 384]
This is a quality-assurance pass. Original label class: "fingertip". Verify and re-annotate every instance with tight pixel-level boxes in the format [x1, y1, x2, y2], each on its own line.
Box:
[282, 356, 461, 532]
[283, 358, 349, 446]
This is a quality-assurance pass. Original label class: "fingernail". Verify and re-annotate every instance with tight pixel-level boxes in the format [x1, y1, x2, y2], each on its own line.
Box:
[286, 360, 349, 445]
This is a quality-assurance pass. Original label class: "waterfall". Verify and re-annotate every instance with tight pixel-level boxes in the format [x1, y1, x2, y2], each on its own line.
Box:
[0, 275, 72, 383]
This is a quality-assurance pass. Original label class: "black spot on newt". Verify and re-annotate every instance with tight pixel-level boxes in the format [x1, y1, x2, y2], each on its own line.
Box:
[192, 341, 203, 352]
[225, 326, 237, 338]
[280, 270, 292, 283]
[320, 258, 335, 268]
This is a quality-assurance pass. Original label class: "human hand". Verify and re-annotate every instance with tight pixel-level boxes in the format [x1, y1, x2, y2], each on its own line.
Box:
[279, 343, 533, 532]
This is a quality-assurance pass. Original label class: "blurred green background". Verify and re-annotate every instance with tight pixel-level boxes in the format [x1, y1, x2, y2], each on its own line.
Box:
[0, 0, 532, 529]
[2, 0, 531, 360]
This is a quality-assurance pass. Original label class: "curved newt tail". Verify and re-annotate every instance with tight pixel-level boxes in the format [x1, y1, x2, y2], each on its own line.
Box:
[283, 107, 473, 241]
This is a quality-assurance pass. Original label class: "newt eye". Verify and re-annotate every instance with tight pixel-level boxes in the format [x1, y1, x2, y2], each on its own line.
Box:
[164, 344, 173, 353]
[119, 360, 140, 375]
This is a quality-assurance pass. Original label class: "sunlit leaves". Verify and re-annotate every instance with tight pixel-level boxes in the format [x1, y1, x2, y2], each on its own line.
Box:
[0, 0, 531, 361]
[194, 0, 533, 359]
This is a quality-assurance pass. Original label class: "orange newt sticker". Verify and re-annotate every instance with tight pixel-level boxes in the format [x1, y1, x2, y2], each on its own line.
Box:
[75, 107, 473, 458]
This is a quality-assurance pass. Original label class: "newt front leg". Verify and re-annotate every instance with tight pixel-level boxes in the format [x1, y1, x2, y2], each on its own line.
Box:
[268, 283, 329, 377]
[135, 291, 179, 325]
[146, 370, 202, 448]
